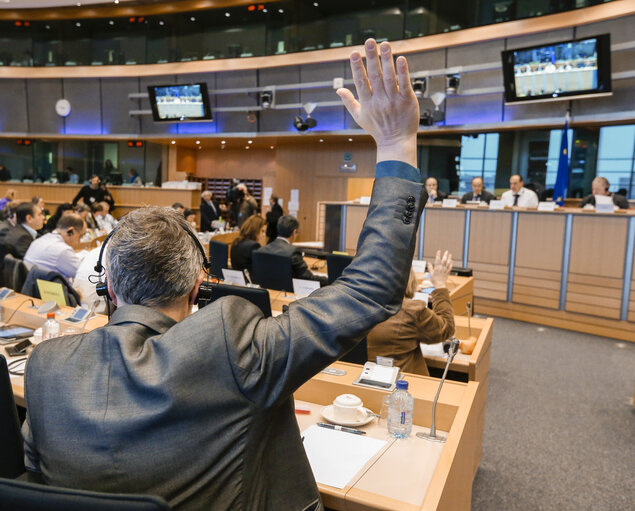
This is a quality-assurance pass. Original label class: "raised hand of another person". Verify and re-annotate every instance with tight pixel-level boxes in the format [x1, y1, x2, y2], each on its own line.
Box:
[428, 250, 453, 289]
[337, 39, 419, 167]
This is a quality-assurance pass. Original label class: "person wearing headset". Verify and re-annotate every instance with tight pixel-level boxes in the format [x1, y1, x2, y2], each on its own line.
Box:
[578, 176, 630, 209]
[21, 39, 427, 511]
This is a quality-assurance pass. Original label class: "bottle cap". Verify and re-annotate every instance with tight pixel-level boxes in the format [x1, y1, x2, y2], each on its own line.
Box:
[396, 380, 409, 390]
[47, 312, 56, 319]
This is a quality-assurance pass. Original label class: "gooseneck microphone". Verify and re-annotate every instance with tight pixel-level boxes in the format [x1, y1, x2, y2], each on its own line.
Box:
[417, 337, 460, 443]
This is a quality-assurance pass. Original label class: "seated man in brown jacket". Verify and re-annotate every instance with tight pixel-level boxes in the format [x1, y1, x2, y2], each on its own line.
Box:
[367, 250, 455, 376]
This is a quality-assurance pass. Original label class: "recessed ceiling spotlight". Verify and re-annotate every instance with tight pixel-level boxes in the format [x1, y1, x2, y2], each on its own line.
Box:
[221, 140, 226, 144]
[76, 2, 81, 6]
[159, 20, 164, 26]
[270, 146, 274, 149]
[195, 140, 200, 144]
[262, 8, 267, 13]
[45, 24, 50, 29]
[190, 16, 196, 22]
[114, 0, 119, 4]
[245, 146, 250, 149]
[225, 12, 230, 17]
[75, 22, 81, 27]
[319, 138, 324, 142]
[248, 140, 253, 144]
[313, 2, 319, 6]
[108, 20, 114, 25]
[278, 9, 284, 13]
[198, 146, 202, 150]
[348, 138, 353, 142]
[171, 140, 176, 144]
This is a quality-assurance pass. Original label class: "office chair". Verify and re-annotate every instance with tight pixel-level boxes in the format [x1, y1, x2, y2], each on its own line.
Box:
[251, 251, 293, 293]
[326, 253, 353, 284]
[0, 478, 172, 511]
[2, 255, 29, 294]
[0, 355, 25, 479]
[21, 267, 81, 307]
[208, 240, 229, 279]
[450, 267, 473, 277]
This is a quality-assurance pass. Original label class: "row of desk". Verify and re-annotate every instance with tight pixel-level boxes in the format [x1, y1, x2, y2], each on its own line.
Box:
[319, 201, 635, 341]
[2, 283, 493, 511]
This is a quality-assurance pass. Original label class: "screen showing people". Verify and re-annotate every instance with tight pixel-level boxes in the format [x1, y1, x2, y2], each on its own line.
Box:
[512, 38, 599, 99]
[151, 84, 209, 121]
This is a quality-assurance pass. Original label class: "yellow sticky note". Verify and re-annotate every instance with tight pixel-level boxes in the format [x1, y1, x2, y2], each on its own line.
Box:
[36, 279, 67, 307]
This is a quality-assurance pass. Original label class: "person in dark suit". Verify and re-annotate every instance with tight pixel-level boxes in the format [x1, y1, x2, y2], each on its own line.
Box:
[256, 214, 327, 285]
[72, 175, 105, 207]
[579, 177, 630, 209]
[425, 176, 446, 203]
[461, 176, 496, 204]
[200, 190, 221, 232]
[265, 194, 283, 243]
[0, 164, 11, 181]
[367, 251, 455, 376]
[21, 39, 426, 511]
[0, 202, 45, 259]
[230, 215, 266, 275]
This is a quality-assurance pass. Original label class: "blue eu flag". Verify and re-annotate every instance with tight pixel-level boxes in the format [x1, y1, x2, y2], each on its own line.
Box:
[553, 121, 569, 206]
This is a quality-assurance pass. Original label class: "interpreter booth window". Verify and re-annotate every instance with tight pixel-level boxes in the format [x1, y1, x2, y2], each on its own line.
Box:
[0, 21, 34, 67]
[0, 140, 35, 181]
[457, 133, 499, 194]
[147, 16, 178, 64]
[87, 18, 145, 66]
[405, 0, 475, 37]
[596, 125, 635, 199]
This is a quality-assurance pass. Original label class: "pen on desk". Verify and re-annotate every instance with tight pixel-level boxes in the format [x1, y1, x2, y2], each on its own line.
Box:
[316, 422, 366, 435]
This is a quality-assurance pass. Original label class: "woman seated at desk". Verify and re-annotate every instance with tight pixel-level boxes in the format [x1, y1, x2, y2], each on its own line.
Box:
[230, 215, 267, 275]
[367, 250, 455, 376]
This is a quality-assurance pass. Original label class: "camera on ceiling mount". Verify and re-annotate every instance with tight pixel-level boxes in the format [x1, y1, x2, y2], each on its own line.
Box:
[412, 78, 427, 98]
[293, 102, 318, 132]
[260, 90, 274, 109]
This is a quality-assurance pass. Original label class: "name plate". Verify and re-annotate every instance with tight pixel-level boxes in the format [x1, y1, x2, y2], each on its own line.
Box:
[411, 260, 427, 274]
[538, 201, 556, 212]
[222, 269, 247, 286]
[489, 199, 505, 210]
[442, 198, 458, 208]
[595, 202, 615, 213]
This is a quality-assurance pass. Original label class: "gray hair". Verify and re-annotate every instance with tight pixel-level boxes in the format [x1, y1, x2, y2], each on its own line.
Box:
[106, 206, 203, 308]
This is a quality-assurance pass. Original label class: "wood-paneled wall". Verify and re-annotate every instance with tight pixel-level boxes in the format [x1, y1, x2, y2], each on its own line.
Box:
[191, 140, 376, 241]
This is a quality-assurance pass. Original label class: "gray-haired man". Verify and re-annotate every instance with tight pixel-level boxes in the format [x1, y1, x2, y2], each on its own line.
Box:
[22, 39, 427, 511]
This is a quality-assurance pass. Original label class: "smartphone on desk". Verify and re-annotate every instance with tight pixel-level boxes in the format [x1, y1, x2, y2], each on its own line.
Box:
[6, 339, 32, 357]
[0, 325, 35, 344]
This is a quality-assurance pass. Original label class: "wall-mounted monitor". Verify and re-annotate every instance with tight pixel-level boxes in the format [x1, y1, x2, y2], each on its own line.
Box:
[147, 83, 212, 122]
[502, 34, 611, 104]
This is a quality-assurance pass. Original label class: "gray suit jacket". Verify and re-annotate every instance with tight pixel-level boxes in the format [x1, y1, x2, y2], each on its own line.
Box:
[22, 165, 426, 511]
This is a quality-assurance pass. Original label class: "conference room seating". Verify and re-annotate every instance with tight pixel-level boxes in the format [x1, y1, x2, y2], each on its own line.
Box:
[251, 252, 294, 293]
[326, 253, 354, 284]
[0, 478, 172, 511]
[21, 267, 81, 307]
[0, 355, 25, 479]
[208, 240, 229, 279]
[2, 255, 29, 293]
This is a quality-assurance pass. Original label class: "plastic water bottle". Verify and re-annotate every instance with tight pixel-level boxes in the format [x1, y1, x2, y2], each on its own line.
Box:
[42, 312, 60, 341]
[387, 380, 414, 438]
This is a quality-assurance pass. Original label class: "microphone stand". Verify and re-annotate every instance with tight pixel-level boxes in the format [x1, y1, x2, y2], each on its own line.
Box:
[417, 337, 460, 443]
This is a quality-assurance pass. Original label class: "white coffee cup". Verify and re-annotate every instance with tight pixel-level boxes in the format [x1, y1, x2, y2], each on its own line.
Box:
[333, 394, 364, 422]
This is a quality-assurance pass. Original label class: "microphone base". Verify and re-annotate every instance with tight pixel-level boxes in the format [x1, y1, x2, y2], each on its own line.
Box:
[416, 431, 447, 443]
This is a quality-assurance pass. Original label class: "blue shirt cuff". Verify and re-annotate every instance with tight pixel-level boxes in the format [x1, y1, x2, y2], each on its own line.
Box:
[375, 161, 421, 182]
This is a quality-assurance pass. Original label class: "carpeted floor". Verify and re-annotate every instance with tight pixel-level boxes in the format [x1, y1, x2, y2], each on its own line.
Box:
[470, 317, 635, 511]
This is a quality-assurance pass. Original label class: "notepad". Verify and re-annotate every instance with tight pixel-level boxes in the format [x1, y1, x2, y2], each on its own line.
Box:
[302, 424, 386, 489]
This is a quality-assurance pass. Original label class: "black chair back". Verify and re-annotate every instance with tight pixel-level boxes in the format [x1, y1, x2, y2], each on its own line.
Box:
[208, 240, 229, 279]
[0, 355, 25, 478]
[251, 252, 293, 292]
[326, 253, 354, 284]
[0, 477, 172, 510]
[2, 255, 28, 293]
[339, 337, 369, 365]
[450, 267, 473, 277]
[21, 267, 81, 307]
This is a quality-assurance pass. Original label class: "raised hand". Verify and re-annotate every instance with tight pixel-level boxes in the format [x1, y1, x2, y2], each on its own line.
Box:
[428, 250, 453, 289]
[337, 39, 419, 167]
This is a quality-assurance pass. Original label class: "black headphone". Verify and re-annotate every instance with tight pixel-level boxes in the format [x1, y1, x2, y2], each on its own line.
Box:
[92, 222, 212, 318]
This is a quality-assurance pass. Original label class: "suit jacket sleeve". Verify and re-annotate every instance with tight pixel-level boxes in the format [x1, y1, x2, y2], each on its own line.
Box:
[291, 249, 317, 281]
[417, 288, 455, 344]
[14, 232, 33, 259]
[219, 162, 427, 408]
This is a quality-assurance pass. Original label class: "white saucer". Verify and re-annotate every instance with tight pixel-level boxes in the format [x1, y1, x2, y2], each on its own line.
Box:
[320, 405, 375, 427]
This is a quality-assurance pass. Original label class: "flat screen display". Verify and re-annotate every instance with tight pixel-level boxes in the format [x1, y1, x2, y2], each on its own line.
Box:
[148, 83, 212, 122]
[502, 34, 611, 103]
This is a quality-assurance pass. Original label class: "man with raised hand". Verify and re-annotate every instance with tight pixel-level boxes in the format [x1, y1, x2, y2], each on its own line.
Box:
[22, 39, 427, 511]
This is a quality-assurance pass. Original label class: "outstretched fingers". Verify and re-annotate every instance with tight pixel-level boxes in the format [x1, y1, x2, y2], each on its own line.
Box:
[349, 50, 371, 102]
[396, 56, 414, 99]
[364, 39, 387, 100]
[379, 42, 398, 96]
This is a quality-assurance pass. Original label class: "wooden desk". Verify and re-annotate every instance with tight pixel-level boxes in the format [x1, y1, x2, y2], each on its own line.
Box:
[319, 202, 635, 341]
[295, 361, 483, 510]
[1, 292, 108, 407]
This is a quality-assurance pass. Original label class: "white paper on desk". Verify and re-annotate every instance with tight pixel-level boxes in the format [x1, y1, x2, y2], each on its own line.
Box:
[302, 424, 386, 489]
[292, 278, 320, 298]
[411, 260, 427, 274]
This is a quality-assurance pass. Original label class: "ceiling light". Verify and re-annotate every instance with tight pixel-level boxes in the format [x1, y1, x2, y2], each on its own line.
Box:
[248, 140, 253, 144]
[348, 138, 353, 142]
[319, 138, 324, 142]
[108, 20, 114, 25]
[159, 20, 164, 26]
[171, 140, 176, 144]
[225, 12, 230, 17]
[195, 140, 200, 144]
[198, 146, 202, 150]
[278, 9, 284, 13]
[270, 146, 274, 149]
[190, 16, 196, 22]
[75, 22, 81, 27]
[221, 140, 226, 144]
[314, 2, 319, 6]
[114, 0, 119, 3]
[262, 8, 267, 13]
[245, 146, 250, 149]
[76, 2, 81, 6]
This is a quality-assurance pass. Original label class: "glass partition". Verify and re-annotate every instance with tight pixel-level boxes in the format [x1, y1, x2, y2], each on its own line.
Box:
[0, 0, 612, 67]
